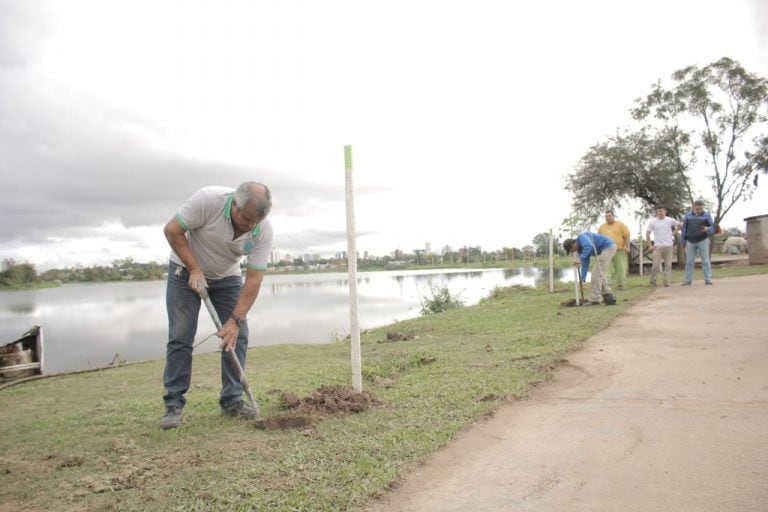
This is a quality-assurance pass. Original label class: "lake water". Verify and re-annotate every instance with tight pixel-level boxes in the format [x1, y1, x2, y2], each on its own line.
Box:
[0, 267, 574, 374]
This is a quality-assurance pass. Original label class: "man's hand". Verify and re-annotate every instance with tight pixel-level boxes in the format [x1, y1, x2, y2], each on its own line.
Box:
[218, 319, 240, 351]
[188, 269, 206, 293]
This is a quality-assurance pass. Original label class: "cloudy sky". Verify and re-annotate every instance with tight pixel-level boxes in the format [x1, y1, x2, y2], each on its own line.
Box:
[1, 0, 767, 271]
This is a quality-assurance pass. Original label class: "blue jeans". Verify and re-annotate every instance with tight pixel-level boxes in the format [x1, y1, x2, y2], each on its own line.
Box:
[684, 238, 712, 283]
[163, 262, 249, 410]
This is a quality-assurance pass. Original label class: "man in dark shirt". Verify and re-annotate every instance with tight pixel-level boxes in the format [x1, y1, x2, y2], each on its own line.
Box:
[680, 200, 715, 286]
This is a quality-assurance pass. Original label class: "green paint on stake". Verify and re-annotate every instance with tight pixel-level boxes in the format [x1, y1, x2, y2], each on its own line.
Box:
[344, 145, 353, 171]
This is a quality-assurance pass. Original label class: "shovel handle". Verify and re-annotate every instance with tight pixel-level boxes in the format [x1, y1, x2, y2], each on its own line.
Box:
[195, 280, 260, 415]
[225, 349, 260, 415]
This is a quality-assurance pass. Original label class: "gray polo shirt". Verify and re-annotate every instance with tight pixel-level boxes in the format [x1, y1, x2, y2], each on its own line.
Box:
[169, 186, 273, 278]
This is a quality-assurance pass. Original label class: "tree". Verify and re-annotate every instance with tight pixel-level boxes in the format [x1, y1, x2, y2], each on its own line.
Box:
[521, 245, 535, 260]
[632, 57, 768, 226]
[532, 232, 560, 255]
[752, 134, 768, 185]
[0, 263, 39, 287]
[566, 128, 692, 221]
[500, 247, 520, 261]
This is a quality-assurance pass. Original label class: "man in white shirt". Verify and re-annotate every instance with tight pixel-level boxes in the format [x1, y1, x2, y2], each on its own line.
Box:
[645, 206, 679, 287]
[160, 182, 273, 429]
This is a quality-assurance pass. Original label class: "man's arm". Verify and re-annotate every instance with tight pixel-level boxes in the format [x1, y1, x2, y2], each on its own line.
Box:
[645, 222, 654, 252]
[163, 217, 206, 290]
[621, 223, 631, 251]
[705, 213, 716, 236]
[579, 249, 591, 282]
[219, 269, 265, 351]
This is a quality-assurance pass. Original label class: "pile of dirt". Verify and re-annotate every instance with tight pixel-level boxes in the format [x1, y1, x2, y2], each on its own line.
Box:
[56, 455, 84, 469]
[282, 385, 380, 414]
[256, 386, 380, 431]
[381, 331, 415, 342]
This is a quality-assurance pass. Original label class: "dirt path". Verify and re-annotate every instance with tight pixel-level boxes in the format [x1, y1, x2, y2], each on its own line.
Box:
[365, 274, 768, 512]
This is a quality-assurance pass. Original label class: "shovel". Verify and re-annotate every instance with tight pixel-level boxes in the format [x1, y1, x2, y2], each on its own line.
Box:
[576, 267, 585, 305]
[196, 280, 260, 415]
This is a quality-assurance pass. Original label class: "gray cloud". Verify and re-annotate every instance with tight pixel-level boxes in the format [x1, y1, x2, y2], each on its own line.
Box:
[0, 68, 387, 261]
[0, 0, 375, 256]
[0, 89, 226, 239]
[0, 3, 377, 261]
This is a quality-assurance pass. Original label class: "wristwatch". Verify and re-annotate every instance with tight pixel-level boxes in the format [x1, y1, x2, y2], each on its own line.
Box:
[229, 314, 245, 328]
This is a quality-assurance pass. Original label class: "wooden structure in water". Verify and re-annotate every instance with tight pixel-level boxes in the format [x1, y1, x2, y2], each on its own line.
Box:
[0, 325, 44, 384]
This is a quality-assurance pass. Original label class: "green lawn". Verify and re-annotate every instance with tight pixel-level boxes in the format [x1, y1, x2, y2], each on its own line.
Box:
[1, 263, 765, 511]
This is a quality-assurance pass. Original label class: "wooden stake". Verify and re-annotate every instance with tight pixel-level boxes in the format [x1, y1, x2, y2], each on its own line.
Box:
[344, 145, 362, 392]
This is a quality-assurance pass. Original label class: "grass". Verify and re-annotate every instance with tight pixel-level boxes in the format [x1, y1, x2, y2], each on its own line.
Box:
[1, 263, 766, 511]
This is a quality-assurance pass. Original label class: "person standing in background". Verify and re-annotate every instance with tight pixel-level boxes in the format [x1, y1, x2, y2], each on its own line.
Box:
[681, 199, 716, 286]
[598, 210, 631, 290]
[645, 206, 679, 287]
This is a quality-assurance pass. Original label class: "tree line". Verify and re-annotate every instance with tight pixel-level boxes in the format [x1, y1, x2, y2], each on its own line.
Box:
[0, 258, 167, 288]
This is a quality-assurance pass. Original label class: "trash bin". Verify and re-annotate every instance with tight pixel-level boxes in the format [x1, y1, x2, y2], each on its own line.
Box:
[745, 214, 768, 264]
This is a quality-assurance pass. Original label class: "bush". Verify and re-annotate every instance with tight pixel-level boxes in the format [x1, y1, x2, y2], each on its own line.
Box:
[420, 284, 464, 315]
[0, 263, 39, 287]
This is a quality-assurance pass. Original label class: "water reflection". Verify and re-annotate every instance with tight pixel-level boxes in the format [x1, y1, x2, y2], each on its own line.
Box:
[9, 303, 36, 314]
[0, 267, 573, 374]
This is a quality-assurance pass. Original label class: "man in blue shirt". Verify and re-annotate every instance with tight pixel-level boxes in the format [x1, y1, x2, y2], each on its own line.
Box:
[563, 232, 617, 305]
[680, 200, 715, 285]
